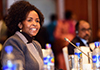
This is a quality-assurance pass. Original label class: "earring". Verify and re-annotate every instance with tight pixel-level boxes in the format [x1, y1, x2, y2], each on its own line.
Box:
[20, 29, 22, 32]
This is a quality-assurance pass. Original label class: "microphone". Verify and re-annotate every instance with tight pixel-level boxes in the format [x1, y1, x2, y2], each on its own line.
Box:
[64, 38, 92, 60]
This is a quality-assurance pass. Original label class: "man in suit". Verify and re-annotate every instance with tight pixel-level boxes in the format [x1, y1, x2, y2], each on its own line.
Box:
[68, 20, 92, 55]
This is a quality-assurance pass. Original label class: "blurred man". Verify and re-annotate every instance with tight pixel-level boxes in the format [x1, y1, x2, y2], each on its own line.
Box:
[68, 20, 92, 55]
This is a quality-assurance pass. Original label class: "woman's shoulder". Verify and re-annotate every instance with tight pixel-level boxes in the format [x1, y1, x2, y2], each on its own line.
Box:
[6, 34, 22, 42]
[3, 34, 26, 52]
[4, 34, 25, 46]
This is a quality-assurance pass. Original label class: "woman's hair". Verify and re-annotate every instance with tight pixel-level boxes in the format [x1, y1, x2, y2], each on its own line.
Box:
[5, 1, 44, 34]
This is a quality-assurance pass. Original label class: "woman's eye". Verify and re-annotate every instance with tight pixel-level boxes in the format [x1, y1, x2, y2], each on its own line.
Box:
[27, 20, 32, 22]
[36, 20, 40, 23]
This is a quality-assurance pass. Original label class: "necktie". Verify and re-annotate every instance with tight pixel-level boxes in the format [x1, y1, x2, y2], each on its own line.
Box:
[87, 42, 89, 47]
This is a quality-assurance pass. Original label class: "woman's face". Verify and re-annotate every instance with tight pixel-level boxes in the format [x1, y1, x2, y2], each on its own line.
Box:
[18, 10, 40, 37]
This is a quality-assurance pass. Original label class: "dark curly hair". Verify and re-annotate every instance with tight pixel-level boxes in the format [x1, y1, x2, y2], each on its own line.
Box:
[5, 1, 44, 34]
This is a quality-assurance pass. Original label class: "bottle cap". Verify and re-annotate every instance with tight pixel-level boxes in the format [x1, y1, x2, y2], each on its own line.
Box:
[5, 45, 13, 53]
[94, 42, 99, 48]
[45, 43, 51, 49]
[76, 42, 80, 47]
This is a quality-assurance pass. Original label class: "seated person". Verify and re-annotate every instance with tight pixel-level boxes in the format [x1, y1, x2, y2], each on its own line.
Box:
[89, 28, 100, 50]
[68, 20, 92, 55]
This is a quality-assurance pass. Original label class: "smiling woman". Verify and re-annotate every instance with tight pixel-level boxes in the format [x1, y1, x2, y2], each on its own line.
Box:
[1, 1, 44, 70]
[18, 10, 41, 37]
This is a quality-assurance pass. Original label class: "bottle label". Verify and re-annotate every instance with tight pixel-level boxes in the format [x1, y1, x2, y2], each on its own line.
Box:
[43, 56, 49, 65]
[92, 55, 100, 63]
[3, 65, 16, 70]
[99, 56, 100, 62]
[43, 55, 54, 65]
[75, 52, 82, 59]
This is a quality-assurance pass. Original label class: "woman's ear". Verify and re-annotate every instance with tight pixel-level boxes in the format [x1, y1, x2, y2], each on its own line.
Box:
[18, 22, 23, 29]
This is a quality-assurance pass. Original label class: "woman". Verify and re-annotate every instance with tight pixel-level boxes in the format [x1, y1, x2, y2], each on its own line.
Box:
[1, 1, 44, 70]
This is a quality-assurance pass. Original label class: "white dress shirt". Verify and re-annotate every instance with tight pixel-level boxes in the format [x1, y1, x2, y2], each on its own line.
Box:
[80, 38, 89, 47]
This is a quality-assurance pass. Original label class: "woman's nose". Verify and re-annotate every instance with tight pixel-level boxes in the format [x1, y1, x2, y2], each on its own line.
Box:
[32, 21, 37, 26]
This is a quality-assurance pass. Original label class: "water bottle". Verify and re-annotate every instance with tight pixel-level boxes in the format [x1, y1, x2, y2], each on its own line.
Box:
[43, 43, 54, 70]
[92, 42, 100, 70]
[2, 45, 16, 70]
[74, 42, 82, 70]
[2, 45, 23, 70]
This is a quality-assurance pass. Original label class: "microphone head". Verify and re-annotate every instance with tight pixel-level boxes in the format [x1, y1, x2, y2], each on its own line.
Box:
[64, 38, 70, 43]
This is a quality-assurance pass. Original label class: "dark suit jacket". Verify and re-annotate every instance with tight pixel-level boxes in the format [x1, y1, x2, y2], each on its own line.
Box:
[68, 36, 86, 55]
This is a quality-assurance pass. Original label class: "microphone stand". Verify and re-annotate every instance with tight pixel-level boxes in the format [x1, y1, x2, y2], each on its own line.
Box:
[64, 38, 92, 60]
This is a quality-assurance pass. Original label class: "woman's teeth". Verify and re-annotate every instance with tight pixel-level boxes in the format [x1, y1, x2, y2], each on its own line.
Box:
[32, 28, 36, 31]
